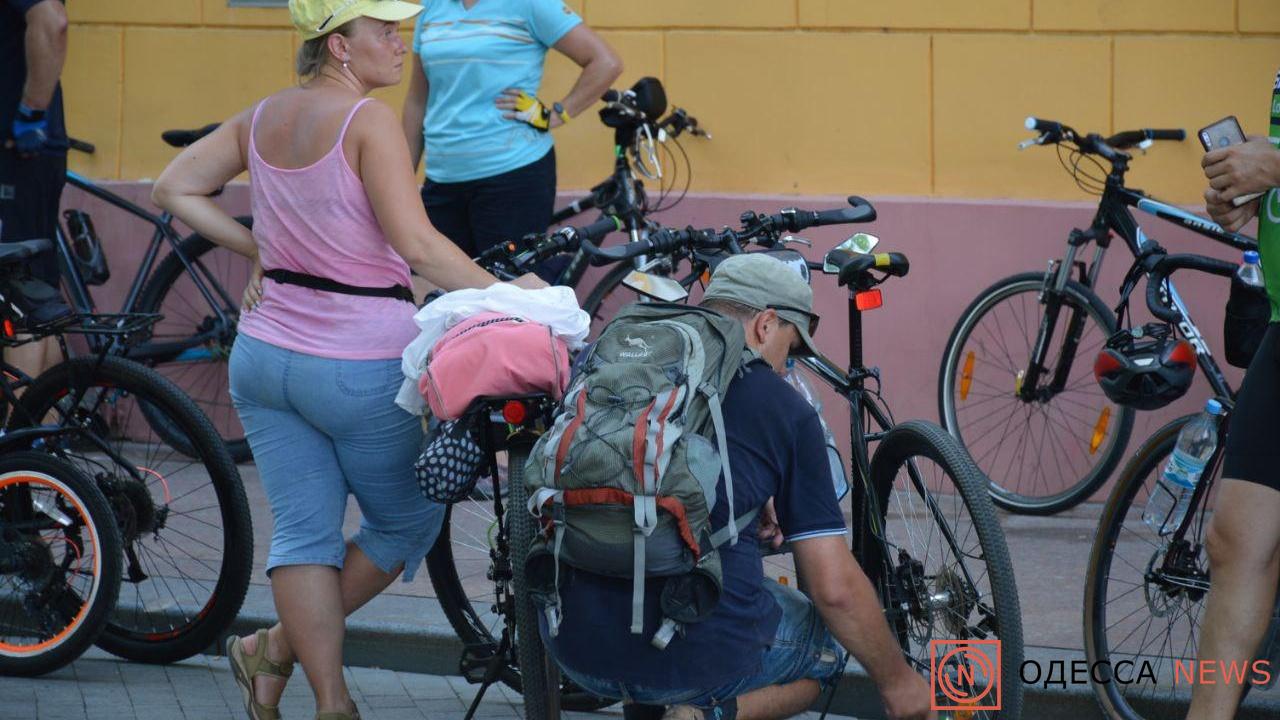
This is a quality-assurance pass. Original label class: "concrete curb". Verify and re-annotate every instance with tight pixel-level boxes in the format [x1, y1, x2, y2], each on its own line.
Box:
[195, 596, 1279, 720]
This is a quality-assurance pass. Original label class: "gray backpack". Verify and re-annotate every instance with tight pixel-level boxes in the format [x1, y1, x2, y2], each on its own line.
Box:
[523, 303, 758, 649]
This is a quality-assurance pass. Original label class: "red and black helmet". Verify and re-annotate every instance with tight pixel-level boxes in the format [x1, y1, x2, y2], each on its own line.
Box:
[1094, 324, 1197, 411]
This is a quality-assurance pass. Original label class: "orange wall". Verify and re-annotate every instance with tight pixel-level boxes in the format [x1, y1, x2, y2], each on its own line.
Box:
[63, 1, 1280, 203]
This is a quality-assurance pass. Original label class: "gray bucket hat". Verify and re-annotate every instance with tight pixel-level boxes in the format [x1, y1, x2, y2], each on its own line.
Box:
[702, 253, 820, 357]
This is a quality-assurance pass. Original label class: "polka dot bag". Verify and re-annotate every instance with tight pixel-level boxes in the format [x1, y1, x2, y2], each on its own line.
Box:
[415, 417, 488, 504]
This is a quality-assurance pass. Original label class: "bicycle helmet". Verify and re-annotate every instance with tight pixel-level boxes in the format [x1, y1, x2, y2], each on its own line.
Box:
[1093, 323, 1197, 410]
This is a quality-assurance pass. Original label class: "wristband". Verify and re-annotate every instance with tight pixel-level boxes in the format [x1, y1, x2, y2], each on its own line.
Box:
[553, 101, 570, 125]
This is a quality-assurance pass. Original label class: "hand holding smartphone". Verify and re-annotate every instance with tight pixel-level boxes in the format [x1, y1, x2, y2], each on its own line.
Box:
[1199, 116, 1265, 207]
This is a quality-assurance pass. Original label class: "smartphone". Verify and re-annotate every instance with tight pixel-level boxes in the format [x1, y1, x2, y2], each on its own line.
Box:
[1199, 116, 1264, 207]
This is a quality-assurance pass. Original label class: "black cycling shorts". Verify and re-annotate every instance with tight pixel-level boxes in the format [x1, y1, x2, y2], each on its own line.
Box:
[0, 149, 66, 286]
[1222, 322, 1280, 492]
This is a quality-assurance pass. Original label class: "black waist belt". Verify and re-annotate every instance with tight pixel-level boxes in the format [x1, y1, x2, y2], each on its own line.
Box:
[263, 268, 414, 303]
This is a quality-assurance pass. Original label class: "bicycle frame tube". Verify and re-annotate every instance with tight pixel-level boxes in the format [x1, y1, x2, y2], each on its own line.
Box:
[63, 172, 238, 362]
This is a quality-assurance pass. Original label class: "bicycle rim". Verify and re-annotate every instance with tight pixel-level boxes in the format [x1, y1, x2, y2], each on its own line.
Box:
[12, 356, 251, 663]
[1085, 416, 1224, 720]
[940, 273, 1131, 514]
[0, 458, 121, 676]
[866, 421, 1023, 719]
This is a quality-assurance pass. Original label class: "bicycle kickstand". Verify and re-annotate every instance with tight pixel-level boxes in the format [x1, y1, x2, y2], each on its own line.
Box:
[461, 630, 512, 720]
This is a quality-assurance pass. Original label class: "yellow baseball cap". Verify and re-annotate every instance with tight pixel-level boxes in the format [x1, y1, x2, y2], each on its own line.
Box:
[290, 0, 423, 40]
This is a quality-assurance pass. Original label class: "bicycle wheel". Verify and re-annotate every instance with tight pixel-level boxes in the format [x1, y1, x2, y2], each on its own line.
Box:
[938, 271, 1134, 514]
[0, 451, 122, 677]
[507, 441, 556, 719]
[862, 420, 1023, 719]
[10, 356, 252, 663]
[134, 218, 253, 463]
[425, 447, 609, 711]
[1084, 416, 1232, 720]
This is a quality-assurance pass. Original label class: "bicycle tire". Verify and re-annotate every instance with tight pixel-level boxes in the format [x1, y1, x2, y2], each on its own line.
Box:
[134, 217, 253, 463]
[581, 262, 639, 331]
[507, 443, 556, 719]
[425, 460, 609, 712]
[1083, 416, 1240, 720]
[863, 420, 1024, 719]
[11, 356, 252, 664]
[0, 452, 123, 677]
[938, 271, 1134, 515]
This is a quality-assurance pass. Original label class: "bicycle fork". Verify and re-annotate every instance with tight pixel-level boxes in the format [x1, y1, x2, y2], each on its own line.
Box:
[1019, 238, 1108, 402]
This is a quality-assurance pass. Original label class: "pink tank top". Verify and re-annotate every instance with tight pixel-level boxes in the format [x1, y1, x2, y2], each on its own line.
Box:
[239, 97, 418, 360]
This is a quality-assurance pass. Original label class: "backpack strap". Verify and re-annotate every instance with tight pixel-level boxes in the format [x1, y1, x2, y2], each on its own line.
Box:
[700, 383, 737, 545]
[528, 487, 567, 637]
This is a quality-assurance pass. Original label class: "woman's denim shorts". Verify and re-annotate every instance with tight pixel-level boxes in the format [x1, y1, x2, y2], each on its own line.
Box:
[229, 334, 444, 581]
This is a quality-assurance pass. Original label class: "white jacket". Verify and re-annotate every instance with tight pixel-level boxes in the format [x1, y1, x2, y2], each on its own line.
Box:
[396, 284, 590, 414]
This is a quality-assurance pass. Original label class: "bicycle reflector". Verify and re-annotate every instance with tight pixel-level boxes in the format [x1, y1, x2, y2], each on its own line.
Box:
[1, 319, 12, 339]
[1093, 324, 1196, 411]
[855, 289, 883, 311]
[502, 400, 528, 425]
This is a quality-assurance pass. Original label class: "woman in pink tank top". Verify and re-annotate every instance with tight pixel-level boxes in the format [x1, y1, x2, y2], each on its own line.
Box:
[152, 3, 544, 719]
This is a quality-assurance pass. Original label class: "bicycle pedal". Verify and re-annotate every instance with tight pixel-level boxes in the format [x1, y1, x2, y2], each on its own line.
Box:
[458, 644, 503, 684]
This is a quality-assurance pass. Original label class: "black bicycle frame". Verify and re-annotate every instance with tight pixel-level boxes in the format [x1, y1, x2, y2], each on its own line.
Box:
[1022, 166, 1257, 404]
[61, 172, 239, 360]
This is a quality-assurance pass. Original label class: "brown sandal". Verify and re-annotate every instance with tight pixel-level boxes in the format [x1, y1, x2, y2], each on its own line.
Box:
[315, 705, 361, 720]
[227, 629, 295, 720]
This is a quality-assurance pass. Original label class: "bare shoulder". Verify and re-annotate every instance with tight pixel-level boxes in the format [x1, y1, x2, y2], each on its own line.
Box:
[349, 98, 401, 137]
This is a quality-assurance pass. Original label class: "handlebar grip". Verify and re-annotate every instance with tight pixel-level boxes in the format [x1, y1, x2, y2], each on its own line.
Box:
[68, 138, 96, 155]
[1025, 117, 1064, 135]
[1145, 276, 1182, 324]
[1149, 129, 1185, 142]
[1144, 254, 1239, 322]
[579, 215, 623, 243]
[814, 197, 877, 225]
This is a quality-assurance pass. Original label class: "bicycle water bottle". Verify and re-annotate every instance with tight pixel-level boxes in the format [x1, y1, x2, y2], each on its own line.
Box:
[784, 360, 850, 500]
[1143, 399, 1223, 535]
[1238, 250, 1265, 289]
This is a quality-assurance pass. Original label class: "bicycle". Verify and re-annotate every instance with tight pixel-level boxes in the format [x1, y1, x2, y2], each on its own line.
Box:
[0, 239, 252, 664]
[61, 133, 254, 462]
[546, 77, 709, 324]
[452, 207, 1024, 718]
[1082, 250, 1280, 720]
[423, 217, 623, 717]
[938, 117, 1256, 515]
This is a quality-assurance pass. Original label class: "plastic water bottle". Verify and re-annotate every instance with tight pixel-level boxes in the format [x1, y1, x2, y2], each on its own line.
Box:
[784, 360, 850, 500]
[1143, 399, 1223, 535]
[1238, 250, 1265, 289]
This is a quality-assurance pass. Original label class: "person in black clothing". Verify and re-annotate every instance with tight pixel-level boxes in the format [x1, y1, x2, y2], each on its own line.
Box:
[1, 0, 67, 377]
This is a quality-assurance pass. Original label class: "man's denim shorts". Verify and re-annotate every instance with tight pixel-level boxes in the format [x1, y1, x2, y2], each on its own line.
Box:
[559, 580, 847, 709]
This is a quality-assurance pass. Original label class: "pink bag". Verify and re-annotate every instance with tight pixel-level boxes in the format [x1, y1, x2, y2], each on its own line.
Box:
[419, 312, 571, 420]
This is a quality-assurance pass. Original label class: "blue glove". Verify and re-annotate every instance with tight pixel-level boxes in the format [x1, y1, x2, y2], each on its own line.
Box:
[12, 103, 49, 155]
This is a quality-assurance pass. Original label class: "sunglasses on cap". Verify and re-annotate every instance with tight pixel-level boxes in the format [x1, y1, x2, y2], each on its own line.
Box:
[766, 304, 820, 337]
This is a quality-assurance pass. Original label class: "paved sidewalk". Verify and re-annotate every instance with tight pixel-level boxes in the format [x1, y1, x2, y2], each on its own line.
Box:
[1, 648, 852, 720]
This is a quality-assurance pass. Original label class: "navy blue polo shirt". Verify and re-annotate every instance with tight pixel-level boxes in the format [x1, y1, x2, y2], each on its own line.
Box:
[547, 360, 848, 688]
[2, 0, 67, 156]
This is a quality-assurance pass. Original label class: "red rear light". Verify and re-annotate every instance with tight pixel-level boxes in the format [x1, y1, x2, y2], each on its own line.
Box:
[502, 400, 527, 425]
[1168, 340, 1198, 370]
[1094, 350, 1122, 380]
[2, 319, 13, 338]
[855, 289, 882, 311]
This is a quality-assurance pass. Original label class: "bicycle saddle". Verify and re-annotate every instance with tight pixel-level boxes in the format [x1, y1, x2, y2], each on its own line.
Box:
[161, 123, 220, 148]
[0, 239, 53, 266]
[823, 249, 910, 290]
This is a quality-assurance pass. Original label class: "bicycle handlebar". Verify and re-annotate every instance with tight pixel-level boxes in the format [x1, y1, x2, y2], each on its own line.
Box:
[68, 137, 96, 155]
[1144, 253, 1238, 323]
[1022, 117, 1184, 158]
[579, 225, 728, 266]
[478, 216, 622, 279]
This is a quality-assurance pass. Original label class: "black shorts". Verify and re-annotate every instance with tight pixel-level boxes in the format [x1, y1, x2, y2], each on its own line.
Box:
[1222, 322, 1280, 492]
[0, 149, 66, 286]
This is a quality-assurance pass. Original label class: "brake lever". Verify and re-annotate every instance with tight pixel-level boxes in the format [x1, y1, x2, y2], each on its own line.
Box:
[1017, 134, 1047, 151]
[779, 234, 812, 248]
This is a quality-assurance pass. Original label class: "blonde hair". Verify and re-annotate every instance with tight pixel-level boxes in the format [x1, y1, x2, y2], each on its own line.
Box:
[295, 20, 356, 79]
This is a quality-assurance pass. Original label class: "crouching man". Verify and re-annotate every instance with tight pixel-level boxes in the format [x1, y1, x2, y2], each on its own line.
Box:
[542, 254, 934, 720]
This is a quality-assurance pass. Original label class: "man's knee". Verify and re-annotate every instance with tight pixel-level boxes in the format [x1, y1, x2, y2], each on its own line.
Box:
[1207, 510, 1280, 571]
